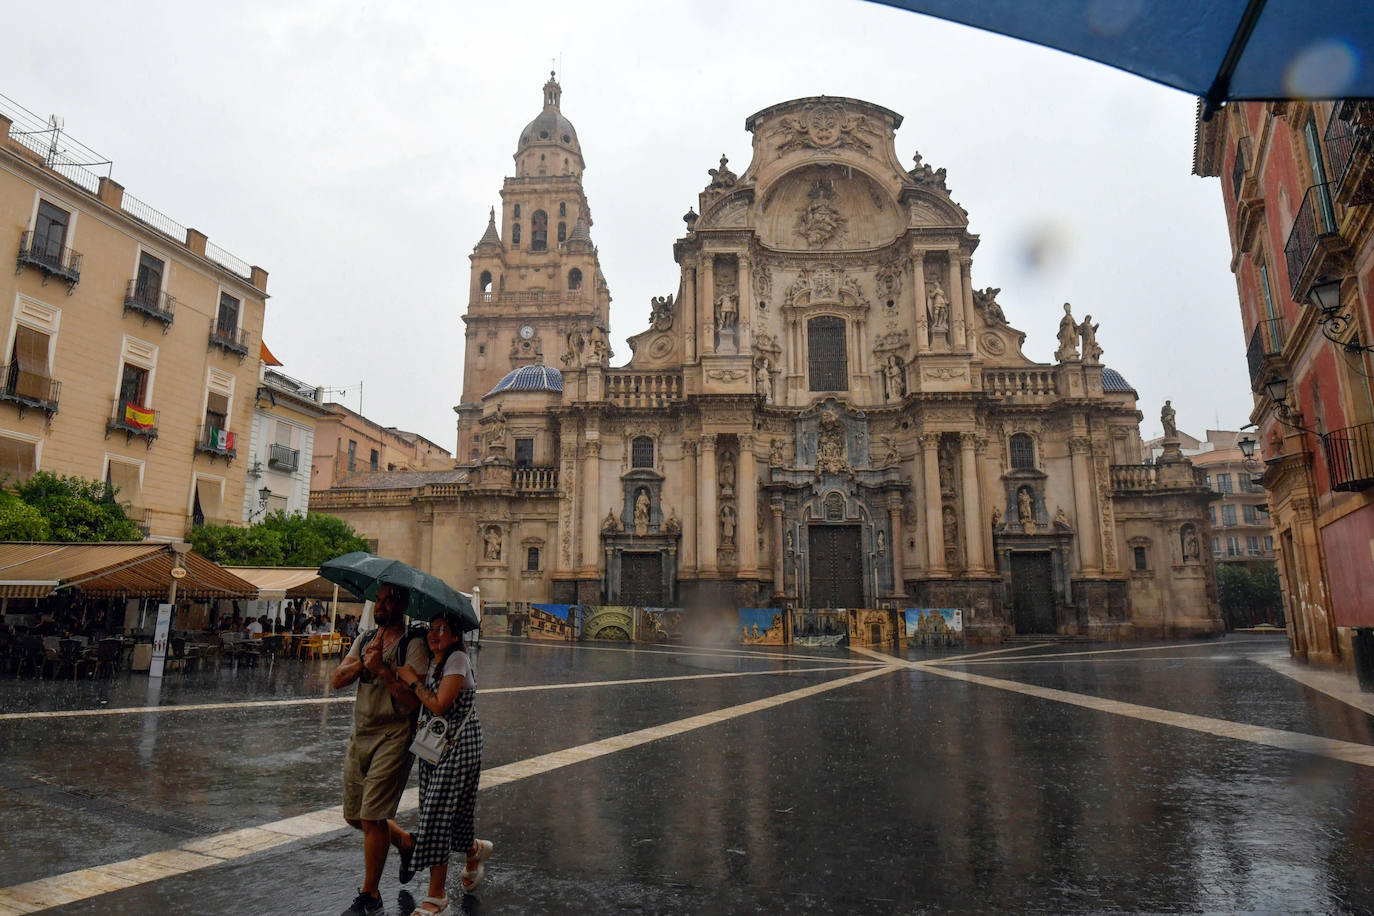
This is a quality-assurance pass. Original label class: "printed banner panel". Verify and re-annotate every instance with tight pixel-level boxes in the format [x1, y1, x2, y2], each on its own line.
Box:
[739, 608, 786, 645]
[634, 607, 683, 644]
[846, 608, 901, 647]
[528, 603, 576, 640]
[790, 608, 849, 648]
[904, 608, 965, 647]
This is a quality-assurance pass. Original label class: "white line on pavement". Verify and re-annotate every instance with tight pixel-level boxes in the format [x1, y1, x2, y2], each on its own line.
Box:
[0, 664, 896, 914]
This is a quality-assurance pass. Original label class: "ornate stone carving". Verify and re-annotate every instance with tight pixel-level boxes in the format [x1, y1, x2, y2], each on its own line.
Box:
[980, 332, 1006, 356]
[1079, 314, 1102, 364]
[720, 504, 737, 545]
[769, 437, 785, 467]
[816, 405, 850, 476]
[874, 329, 910, 352]
[874, 434, 900, 468]
[1017, 487, 1036, 534]
[972, 286, 1006, 325]
[649, 294, 674, 331]
[875, 258, 903, 300]
[706, 154, 737, 190]
[706, 368, 748, 382]
[926, 280, 950, 334]
[1056, 302, 1079, 361]
[908, 151, 948, 191]
[882, 355, 906, 401]
[602, 508, 622, 533]
[923, 367, 968, 381]
[755, 358, 774, 402]
[771, 103, 877, 156]
[794, 178, 847, 248]
[753, 264, 773, 300]
[482, 525, 502, 561]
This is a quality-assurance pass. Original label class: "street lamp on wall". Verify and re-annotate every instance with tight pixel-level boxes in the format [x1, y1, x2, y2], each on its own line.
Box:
[249, 486, 273, 523]
[1237, 433, 1264, 485]
[1262, 375, 1320, 436]
[1308, 276, 1374, 354]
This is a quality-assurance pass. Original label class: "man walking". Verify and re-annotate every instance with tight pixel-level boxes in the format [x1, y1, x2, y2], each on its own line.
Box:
[332, 583, 431, 915]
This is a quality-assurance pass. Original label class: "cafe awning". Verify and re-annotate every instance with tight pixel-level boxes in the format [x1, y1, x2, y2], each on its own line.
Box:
[221, 566, 357, 601]
[0, 543, 258, 599]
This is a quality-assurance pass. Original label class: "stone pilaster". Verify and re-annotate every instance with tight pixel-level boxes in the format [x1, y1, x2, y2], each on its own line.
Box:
[912, 248, 929, 353]
[960, 257, 976, 353]
[738, 255, 753, 352]
[771, 499, 786, 596]
[581, 437, 602, 574]
[959, 432, 985, 571]
[738, 435, 758, 575]
[888, 493, 906, 596]
[1069, 435, 1100, 572]
[699, 434, 718, 574]
[921, 434, 946, 575]
[681, 440, 697, 573]
[684, 260, 698, 363]
[948, 251, 967, 350]
[700, 257, 715, 356]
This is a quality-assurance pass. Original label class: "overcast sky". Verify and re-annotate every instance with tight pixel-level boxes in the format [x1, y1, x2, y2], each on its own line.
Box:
[10, 0, 1251, 451]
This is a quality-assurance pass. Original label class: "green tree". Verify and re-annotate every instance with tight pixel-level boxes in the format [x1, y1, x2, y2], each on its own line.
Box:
[188, 511, 367, 566]
[9, 472, 141, 542]
[1216, 561, 1284, 629]
[0, 490, 49, 541]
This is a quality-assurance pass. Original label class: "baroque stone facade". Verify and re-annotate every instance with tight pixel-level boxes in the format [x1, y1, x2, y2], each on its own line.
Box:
[312, 79, 1222, 641]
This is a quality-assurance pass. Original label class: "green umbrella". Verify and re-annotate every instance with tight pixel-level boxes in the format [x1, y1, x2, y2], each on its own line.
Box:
[318, 551, 478, 629]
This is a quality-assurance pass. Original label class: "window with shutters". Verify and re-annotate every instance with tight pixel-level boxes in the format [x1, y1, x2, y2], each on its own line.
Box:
[5, 325, 57, 410]
[0, 435, 37, 483]
[1009, 434, 1034, 469]
[133, 251, 164, 307]
[808, 317, 847, 391]
[631, 436, 654, 468]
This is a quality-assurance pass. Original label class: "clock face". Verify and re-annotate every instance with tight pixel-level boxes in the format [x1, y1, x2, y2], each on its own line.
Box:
[520, 325, 534, 340]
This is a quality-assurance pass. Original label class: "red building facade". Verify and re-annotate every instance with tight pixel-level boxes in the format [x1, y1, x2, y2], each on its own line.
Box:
[1195, 101, 1374, 679]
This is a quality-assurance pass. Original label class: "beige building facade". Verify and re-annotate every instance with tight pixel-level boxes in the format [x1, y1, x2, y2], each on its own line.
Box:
[0, 106, 267, 538]
[311, 403, 452, 489]
[314, 80, 1220, 639]
[243, 351, 330, 521]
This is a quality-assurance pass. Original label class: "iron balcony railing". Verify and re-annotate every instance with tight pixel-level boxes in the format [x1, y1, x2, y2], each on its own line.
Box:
[105, 398, 158, 442]
[1322, 421, 1374, 492]
[1324, 101, 1372, 194]
[195, 424, 237, 461]
[1231, 136, 1252, 200]
[0, 362, 60, 416]
[1245, 317, 1288, 389]
[16, 231, 82, 290]
[268, 443, 299, 471]
[208, 324, 249, 357]
[123, 279, 176, 327]
[1283, 181, 1339, 297]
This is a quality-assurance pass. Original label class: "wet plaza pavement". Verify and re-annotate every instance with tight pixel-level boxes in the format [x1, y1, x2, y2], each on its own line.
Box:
[1, 634, 1373, 914]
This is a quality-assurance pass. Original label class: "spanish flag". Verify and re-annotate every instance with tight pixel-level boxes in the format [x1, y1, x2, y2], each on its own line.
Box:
[124, 402, 156, 429]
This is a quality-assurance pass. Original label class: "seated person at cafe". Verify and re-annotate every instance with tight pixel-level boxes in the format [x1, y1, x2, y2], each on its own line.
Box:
[246, 617, 264, 637]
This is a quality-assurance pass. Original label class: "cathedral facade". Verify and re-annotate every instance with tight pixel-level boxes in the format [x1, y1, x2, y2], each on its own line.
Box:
[312, 76, 1221, 641]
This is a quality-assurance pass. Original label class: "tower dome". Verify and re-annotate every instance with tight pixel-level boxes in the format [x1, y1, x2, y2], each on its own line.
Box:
[516, 72, 583, 173]
[485, 364, 564, 397]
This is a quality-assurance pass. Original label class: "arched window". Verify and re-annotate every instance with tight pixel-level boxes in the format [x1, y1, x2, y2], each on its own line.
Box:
[568, 268, 582, 291]
[1009, 434, 1034, 469]
[479, 271, 492, 292]
[632, 436, 654, 468]
[558, 221, 566, 243]
[531, 210, 548, 250]
[559, 202, 567, 217]
[808, 316, 848, 391]
[512, 223, 521, 246]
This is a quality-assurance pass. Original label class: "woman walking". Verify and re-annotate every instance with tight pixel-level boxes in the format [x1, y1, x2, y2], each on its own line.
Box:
[394, 611, 492, 915]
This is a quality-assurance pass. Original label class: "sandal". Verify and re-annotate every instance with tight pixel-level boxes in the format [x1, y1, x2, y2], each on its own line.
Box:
[409, 896, 450, 916]
[460, 839, 494, 892]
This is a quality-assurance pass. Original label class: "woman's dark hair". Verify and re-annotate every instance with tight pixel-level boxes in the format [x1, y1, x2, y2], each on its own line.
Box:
[433, 610, 467, 655]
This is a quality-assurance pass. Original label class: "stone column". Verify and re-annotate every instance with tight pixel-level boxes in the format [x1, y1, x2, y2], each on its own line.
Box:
[920, 434, 946, 574]
[684, 261, 698, 363]
[959, 432, 985, 572]
[738, 255, 753, 352]
[960, 257, 976, 352]
[699, 434, 718, 574]
[1069, 436, 1100, 572]
[948, 251, 967, 350]
[771, 499, 785, 596]
[738, 435, 758, 575]
[912, 249, 929, 353]
[581, 438, 602, 575]
[700, 256, 715, 356]
[888, 494, 906, 596]
[681, 441, 697, 574]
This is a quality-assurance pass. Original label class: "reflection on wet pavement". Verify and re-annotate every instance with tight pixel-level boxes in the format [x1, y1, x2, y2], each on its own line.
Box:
[0, 633, 1371, 913]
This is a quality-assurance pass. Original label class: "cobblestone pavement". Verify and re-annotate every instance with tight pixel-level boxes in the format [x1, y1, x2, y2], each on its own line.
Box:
[0, 633, 1371, 914]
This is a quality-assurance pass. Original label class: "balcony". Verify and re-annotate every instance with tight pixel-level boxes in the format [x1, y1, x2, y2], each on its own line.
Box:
[605, 371, 683, 408]
[1284, 182, 1347, 299]
[208, 325, 250, 359]
[983, 369, 1057, 399]
[1112, 463, 1209, 493]
[195, 425, 237, 463]
[123, 280, 176, 330]
[0, 363, 60, 418]
[16, 231, 81, 293]
[513, 466, 558, 492]
[1325, 100, 1374, 208]
[268, 443, 300, 471]
[105, 399, 158, 445]
[1245, 317, 1288, 391]
[1322, 421, 1374, 492]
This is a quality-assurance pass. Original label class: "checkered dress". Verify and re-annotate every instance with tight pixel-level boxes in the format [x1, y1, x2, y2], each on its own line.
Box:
[410, 658, 482, 870]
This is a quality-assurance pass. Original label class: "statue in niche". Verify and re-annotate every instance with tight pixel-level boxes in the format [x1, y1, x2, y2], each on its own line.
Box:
[942, 505, 959, 547]
[720, 505, 737, 545]
[876, 530, 886, 556]
[649, 294, 674, 331]
[785, 530, 794, 554]
[1078, 314, 1102, 363]
[883, 355, 906, 401]
[938, 441, 956, 497]
[795, 179, 847, 247]
[1183, 525, 1201, 561]
[927, 281, 950, 334]
[707, 154, 737, 190]
[715, 290, 738, 332]
[634, 489, 651, 537]
[482, 526, 502, 561]
[1056, 303, 1079, 361]
[718, 451, 736, 497]
[755, 359, 773, 402]
[1018, 487, 1036, 534]
[769, 437, 785, 467]
[1161, 400, 1178, 438]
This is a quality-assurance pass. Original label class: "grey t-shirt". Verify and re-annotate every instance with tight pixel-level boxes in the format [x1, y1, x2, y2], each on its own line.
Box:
[430, 648, 475, 688]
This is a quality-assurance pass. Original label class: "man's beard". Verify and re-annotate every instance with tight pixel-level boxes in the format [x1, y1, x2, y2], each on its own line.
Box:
[374, 608, 399, 626]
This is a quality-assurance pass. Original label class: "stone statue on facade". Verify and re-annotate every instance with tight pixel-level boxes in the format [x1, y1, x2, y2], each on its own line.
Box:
[486, 406, 508, 450]
[587, 322, 611, 365]
[634, 489, 651, 537]
[562, 326, 586, 367]
[720, 504, 737, 545]
[1056, 303, 1079, 361]
[927, 281, 950, 334]
[715, 290, 738, 332]
[1018, 487, 1036, 534]
[755, 359, 773, 402]
[707, 154, 737, 190]
[876, 434, 900, 468]
[1054, 506, 1071, 530]
[482, 526, 502, 561]
[718, 451, 736, 497]
[1182, 523, 1200, 561]
[664, 510, 681, 535]
[991, 505, 1002, 528]
[883, 355, 906, 401]
[602, 508, 622, 533]
[876, 530, 886, 556]
[769, 437, 785, 467]
[1161, 400, 1178, 438]
[972, 286, 1006, 325]
[649, 294, 674, 331]
[1078, 314, 1102, 364]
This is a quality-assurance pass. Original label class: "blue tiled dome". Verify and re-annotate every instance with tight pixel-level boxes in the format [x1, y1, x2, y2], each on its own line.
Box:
[1102, 367, 1136, 394]
[486, 365, 564, 396]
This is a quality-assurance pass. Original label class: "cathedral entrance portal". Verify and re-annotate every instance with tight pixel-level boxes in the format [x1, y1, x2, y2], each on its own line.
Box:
[808, 525, 864, 608]
[620, 551, 665, 607]
[1011, 552, 1056, 633]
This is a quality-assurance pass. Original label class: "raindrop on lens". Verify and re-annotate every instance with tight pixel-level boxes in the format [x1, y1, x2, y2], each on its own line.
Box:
[1284, 40, 1359, 97]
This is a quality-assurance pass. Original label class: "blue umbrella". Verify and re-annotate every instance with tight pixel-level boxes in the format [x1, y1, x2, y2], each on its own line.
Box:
[865, 1, 1374, 115]
[318, 551, 477, 629]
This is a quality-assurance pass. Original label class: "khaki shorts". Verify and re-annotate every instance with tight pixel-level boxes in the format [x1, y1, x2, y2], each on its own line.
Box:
[342, 722, 414, 822]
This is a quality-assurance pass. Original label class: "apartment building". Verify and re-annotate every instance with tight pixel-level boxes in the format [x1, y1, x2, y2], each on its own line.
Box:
[310, 402, 452, 489]
[0, 101, 267, 537]
[242, 345, 328, 521]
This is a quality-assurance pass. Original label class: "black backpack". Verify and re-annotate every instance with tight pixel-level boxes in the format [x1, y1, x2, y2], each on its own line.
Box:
[355, 623, 428, 665]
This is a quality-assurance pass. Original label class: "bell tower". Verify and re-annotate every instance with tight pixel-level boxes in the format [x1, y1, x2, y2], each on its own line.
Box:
[455, 72, 612, 462]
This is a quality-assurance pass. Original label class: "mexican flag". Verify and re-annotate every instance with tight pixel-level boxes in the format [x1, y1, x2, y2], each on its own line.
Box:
[124, 402, 156, 429]
[213, 428, 235, 451]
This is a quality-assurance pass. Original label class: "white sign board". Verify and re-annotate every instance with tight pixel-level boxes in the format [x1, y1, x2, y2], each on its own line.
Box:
[149, 602, 173, 679]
